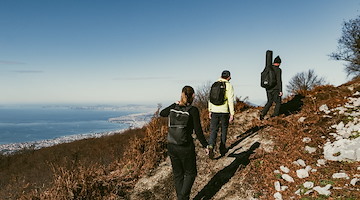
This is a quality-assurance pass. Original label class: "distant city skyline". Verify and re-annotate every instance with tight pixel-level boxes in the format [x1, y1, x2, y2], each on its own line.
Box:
[0, 0, 359, 106]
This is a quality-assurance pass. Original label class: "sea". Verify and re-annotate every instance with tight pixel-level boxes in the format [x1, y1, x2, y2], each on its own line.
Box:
[0, 104, 155, 153]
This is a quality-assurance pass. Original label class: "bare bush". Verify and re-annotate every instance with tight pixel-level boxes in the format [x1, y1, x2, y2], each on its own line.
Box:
[286, 69, 327, 94]
[194, 81, 212, 110]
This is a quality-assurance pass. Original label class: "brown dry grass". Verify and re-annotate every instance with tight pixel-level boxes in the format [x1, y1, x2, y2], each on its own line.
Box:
[1, 77, 359, 199]
[245, 77, 360, 199]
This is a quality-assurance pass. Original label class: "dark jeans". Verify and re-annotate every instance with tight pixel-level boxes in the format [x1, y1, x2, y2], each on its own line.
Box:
[209, 112, 230, 153]
[261, 89, 281, 117]
[168, 143, 197, 200]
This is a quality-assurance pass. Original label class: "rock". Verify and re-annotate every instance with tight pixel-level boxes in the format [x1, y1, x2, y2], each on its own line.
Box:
[313, 184, 332, 196]
[296, 169, 309, 178]
[282, 174, 294, 182]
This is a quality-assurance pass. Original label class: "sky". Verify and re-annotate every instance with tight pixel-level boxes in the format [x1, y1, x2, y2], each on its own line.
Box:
[0, 0, 359, 106]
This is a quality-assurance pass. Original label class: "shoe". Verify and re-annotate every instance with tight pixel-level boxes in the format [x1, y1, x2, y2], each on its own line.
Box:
[219, 143, 228, 156]
[207, 145, 214, 159]
[220, 148, 228, 156]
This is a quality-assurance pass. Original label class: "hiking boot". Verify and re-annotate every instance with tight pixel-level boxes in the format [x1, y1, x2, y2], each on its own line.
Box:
[220, 147, 228, 156]
[220, 144, 228, 156]
[207, 145, 214, 159]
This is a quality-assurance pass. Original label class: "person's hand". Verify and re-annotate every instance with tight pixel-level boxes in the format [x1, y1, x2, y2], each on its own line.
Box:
[279, 92, 283, 97]
[208, 112, 212, 119]
[229, 115, 234, 123]
[205, 148, 210, 155]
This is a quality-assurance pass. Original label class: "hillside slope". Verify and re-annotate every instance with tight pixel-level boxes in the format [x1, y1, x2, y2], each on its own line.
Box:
[130, 78, 360, 200]
[4, 78, 359, 200]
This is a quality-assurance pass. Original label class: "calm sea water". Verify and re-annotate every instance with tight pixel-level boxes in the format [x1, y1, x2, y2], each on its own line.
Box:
[0, 106, 136, 145]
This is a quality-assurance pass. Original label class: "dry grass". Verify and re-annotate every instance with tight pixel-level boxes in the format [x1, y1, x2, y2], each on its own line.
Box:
[1, 77, 359, 199]
[245, 78, 360, 199]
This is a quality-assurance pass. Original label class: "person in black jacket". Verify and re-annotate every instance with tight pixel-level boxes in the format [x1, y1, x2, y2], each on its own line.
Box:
[160, 85, 209, 200]
[260, 56, 283, 120]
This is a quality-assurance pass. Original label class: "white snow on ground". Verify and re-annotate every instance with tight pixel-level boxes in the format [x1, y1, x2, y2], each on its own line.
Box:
[273, 91, 360, 198]
[0, 112, 153, 155]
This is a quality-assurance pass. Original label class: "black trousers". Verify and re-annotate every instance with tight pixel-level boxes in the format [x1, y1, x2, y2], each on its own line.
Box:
[209, 112, 230, 154]
[168, 143, 197, 200]
[261, 89, 281, 117]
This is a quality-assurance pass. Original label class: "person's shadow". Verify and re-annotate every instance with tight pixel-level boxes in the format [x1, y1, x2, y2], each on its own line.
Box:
[279, 94, 305, 116]
[193, 142, 260, 200]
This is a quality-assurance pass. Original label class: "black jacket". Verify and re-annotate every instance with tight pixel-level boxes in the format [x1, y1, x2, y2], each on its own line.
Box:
[267, 65, 282, 92]
[160, 103, 208, 148]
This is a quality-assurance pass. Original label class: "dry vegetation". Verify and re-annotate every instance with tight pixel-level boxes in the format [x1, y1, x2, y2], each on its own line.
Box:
[1, 78, 359, 200]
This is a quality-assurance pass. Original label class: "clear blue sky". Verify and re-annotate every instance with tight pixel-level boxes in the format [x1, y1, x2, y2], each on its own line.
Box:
[0, 0, 359, 105]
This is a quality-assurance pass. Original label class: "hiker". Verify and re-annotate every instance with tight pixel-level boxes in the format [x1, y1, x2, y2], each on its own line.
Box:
[208, 70, 235, 158]
[160, 85, 209, 200]
[260, 56, 283, 120]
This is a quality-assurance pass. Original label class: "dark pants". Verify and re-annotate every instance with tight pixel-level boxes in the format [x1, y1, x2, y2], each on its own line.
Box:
[168, 143, 197, 200]
[261, 90, 281, 117]
[209, 112, 230, 154]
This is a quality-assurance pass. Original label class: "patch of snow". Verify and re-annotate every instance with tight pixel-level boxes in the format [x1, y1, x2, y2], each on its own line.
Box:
[332, 172, 350, 179]
[305, 146, 317, 153]
[303, 181, 314, 189]
[293, 159, 306, 167]
[298, 117, 306, 123]
[319, 104, 330, 114]
[350, 178, 359, 186]
[302, 137, 311, 143]
[282, 174, 294, 182]
[274, 181, 281, 191]
[296, 169, 309, 179]
[273, 192, 283, 200]
[280, 166, 290, 173]
[313, 184, 332, 196]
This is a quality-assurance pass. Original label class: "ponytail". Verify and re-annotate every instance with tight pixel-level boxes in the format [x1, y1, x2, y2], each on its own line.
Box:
[179, 85, 195, 106]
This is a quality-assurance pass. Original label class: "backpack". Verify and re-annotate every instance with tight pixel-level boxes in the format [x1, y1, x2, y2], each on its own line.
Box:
[261, 65, 276, 89]
[209, 81, 226, 105]
[167, 105, 191, 145]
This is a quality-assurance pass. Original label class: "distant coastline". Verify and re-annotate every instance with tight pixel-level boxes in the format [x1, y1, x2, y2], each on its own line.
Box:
[0, 112, 154, 155]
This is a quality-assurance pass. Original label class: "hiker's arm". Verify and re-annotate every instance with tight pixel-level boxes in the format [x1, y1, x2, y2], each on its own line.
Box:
[159, 103, 176, 117]
[227, 83, 235, 116]
[192, 107, 209, 148]
[277, 68, 282, 93]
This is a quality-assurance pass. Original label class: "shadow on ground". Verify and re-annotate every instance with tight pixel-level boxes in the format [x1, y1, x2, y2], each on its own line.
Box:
[193, 142, 260, 200]
[279, 94, 305, 116]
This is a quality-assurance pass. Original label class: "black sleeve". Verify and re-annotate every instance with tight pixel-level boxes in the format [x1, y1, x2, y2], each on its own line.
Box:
[190, 107, 209, 148]
[277, 68, 282, 92]
[159, 103, 176, 117]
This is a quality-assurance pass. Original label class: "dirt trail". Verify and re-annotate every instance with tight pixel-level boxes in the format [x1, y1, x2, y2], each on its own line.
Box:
[130, 107, 272, 200]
